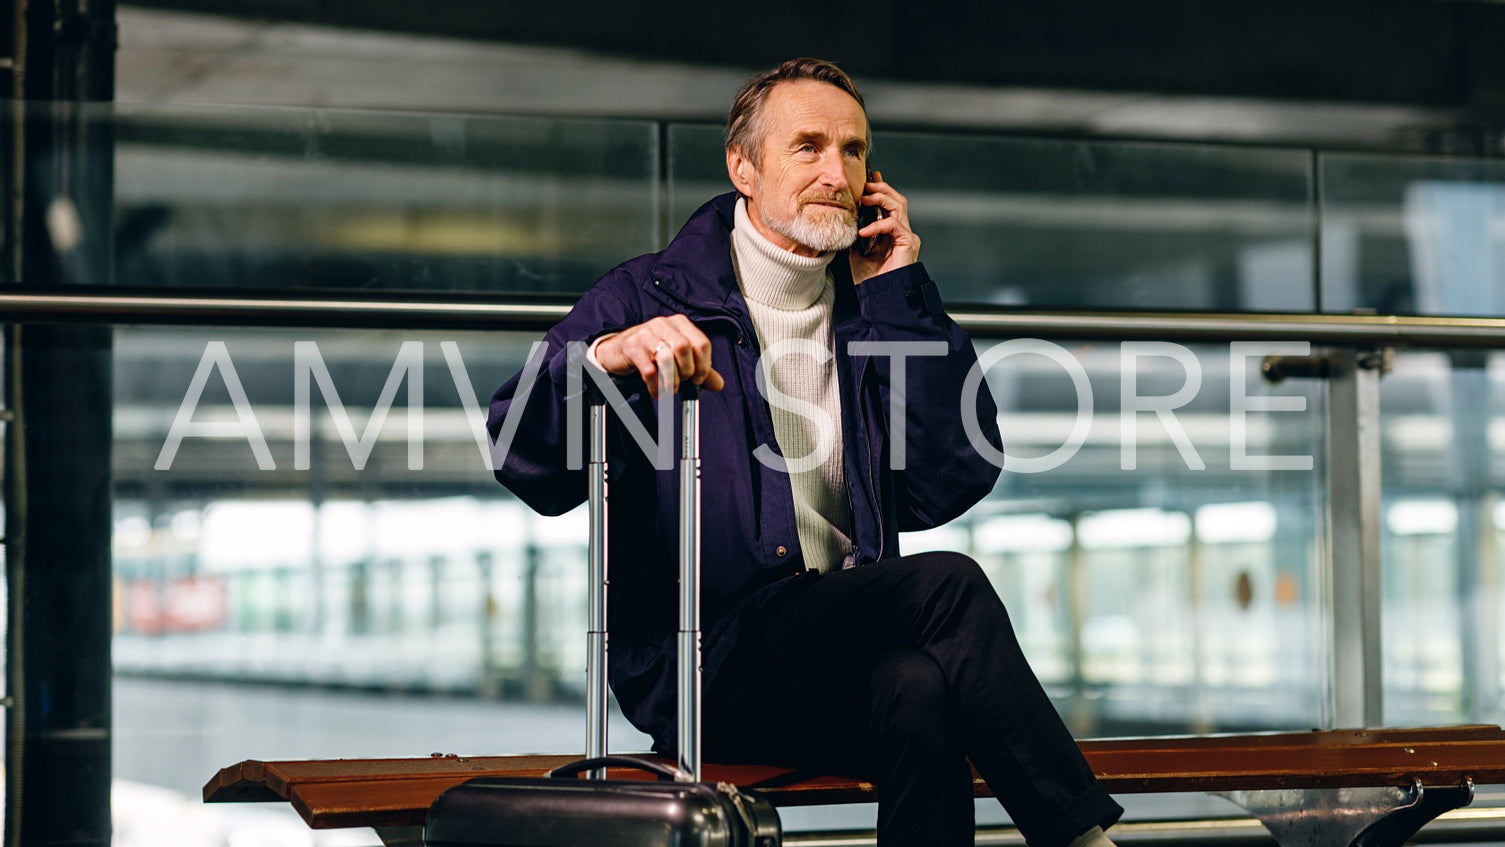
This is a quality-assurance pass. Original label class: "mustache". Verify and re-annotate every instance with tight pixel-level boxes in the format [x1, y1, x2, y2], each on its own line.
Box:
[799, 191, 855, 212]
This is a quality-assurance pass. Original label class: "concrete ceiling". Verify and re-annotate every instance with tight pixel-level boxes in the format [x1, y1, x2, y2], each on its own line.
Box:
[114, 4, 1504, 152]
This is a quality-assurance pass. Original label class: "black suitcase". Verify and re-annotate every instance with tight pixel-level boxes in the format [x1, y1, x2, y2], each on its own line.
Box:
[425, 375, 783, 847]
[425, 756, 781, 847]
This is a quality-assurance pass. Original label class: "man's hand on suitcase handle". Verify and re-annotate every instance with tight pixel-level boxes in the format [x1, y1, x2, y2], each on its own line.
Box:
[594, 315, 726, 400]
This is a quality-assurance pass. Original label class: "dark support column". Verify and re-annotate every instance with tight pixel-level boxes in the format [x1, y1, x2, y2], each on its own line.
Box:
[3, 1, 116, 846]
[6, 327, 114, 847]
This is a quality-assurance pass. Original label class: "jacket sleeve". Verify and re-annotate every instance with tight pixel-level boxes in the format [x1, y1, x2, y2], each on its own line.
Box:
[486, 270, 644, 516]
[850, 262, 1005, 531]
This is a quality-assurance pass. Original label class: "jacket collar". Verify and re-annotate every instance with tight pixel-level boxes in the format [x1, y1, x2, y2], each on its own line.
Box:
[649, 193, 743, 313]
[651, 192, 861, 330]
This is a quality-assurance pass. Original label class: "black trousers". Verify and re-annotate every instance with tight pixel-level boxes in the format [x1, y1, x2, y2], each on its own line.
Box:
[704, 551, 1124, 847]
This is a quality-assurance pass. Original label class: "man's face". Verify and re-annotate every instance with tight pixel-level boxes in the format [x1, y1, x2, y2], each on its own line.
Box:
[729, 80, 870, 257]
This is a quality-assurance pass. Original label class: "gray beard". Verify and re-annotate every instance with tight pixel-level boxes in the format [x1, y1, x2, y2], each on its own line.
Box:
[770, 206, 858, 254]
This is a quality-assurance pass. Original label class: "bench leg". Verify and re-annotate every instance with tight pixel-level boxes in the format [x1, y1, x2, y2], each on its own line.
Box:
[1218, 779, 1473, 847]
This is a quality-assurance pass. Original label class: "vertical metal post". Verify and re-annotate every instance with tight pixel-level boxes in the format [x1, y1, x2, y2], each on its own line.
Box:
[521, 543, 543, 701]
[1187, 509, 1212, 733]
[1326, 347, 1385, 728]
[1064, 512, 1093, 736]
[476, 551, 497, 698]
[1446, 359, 1496, 720]
[307, 433, 326, 635]
[585, 393, 609, 776]
[428, 555, 444, 630]
[676, 383, 701, 782]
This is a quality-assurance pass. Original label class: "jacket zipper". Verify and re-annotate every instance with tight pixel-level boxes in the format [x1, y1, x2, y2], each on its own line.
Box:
[858, 367, 884, 563]
[837, 325, 883, 565]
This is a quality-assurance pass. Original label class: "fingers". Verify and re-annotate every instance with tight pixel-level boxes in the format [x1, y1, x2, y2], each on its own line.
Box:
[859, 170, 910, 232]
[595, 314, 724, 399]
[856, 209, 910, 241]
[851, 172, 921, 282]
[701, 368, 726, 392]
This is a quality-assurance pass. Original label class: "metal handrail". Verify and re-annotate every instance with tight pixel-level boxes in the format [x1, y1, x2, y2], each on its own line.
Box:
[5, 287, 1505, 347]
[0, 288, 574, 331]
[948, 308, 1505, 347]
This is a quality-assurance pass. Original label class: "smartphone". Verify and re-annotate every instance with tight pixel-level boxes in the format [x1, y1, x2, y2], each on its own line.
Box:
[857, 169, 887, 257]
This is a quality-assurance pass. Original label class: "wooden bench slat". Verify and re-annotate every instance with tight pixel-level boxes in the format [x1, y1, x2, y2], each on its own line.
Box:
[201, 760, 280, 803]
[262, 754, 584, 787]
[292, 777, 472, 830]
[1085, 738, 1505, 771]
[1087, 739, 1505, 794]
[1081, 725, 1505, 751]
[205, 726, 1505, 831]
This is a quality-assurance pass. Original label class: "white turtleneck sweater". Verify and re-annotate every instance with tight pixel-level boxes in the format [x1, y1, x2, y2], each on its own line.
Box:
[587, 199, 855, 573]
[730, 198, 853, 573]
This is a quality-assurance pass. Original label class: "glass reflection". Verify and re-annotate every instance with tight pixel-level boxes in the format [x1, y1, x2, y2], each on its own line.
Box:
[671, 125, 1315, 311]
[1321, 153, 1505, 317]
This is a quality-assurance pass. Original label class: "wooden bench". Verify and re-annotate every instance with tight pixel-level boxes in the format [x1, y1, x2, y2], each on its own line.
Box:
[205, 725, 1505, 847]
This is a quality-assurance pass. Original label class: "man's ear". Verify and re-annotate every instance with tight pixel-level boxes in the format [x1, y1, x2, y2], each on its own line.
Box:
[726, 147, 756, 196]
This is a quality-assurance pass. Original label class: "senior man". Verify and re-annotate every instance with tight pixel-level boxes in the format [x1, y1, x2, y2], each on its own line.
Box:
[487, 58, 1122, 847]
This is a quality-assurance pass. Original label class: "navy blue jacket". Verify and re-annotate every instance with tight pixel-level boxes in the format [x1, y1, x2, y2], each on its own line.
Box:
[487, 192, 1003, 751]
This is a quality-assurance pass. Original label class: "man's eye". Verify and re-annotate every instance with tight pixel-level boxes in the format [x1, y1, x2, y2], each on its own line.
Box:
[798, 144, 817, 153]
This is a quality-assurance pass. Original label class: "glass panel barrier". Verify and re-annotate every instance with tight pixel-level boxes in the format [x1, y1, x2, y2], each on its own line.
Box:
[904, 338, 1328, 735]
[9, 100, 662, 293]
[1379, 349, 1505, 727]
[1320, 153, 1505, 316]
[23, 101, 1321, 310]
[670, 124, 1316, 310]
[108, 326, 1329, 842]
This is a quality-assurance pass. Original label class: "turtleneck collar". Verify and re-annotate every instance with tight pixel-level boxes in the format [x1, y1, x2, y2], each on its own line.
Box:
[732, 197, 835, 311]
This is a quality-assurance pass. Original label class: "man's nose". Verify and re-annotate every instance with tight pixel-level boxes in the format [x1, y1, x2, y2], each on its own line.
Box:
[817, 150, 850, 191]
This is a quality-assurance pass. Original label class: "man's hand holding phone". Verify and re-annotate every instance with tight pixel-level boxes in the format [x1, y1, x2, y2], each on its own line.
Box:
[850, 169, 921, 285]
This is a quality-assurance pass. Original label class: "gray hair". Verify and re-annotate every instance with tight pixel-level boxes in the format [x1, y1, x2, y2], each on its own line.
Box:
[725, 58, 869, 166]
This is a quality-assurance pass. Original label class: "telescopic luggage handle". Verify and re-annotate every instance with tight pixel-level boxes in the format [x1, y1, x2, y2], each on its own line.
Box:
[547, 756, 689, 783]
[585, 378, 610, 779]
[585, 363, 703, 782]
[676, 380, 703, 782]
